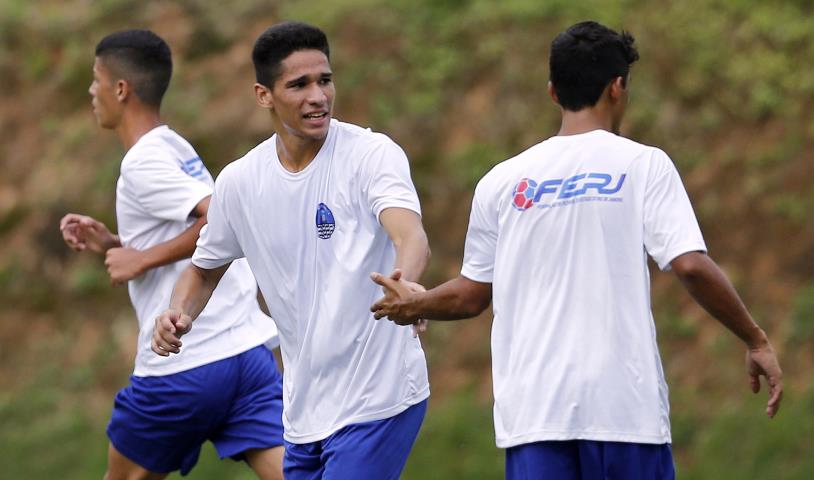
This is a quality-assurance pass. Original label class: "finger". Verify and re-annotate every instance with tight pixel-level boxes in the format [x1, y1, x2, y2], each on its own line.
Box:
[152, 324, 182, 353]
[370, 272, 400, 291]
[155, 315, 178, 337]
[766, 379, 783, 418]
[749, 373, 760, 394]
[59, 214, 81, 230]
[389, 268, 403, 281]
[158, 331, 182, 348]
[371, 296, 385, 312]
[156, 337, 181, 354]
[373, 310, 385, 320]
[151, 337, 170, 356]
[156, 326, 183, 347]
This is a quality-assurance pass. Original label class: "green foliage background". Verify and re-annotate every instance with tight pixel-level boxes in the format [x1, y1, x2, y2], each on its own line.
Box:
[1, 0, 813, 478]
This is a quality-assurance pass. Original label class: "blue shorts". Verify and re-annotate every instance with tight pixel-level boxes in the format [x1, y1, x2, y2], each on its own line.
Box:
[506, 440, 675, 480]
[107, 344, 284, 476]
[283, 399, 427, 480]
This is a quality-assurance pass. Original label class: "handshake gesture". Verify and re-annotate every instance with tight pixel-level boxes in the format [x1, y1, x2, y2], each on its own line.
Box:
[370, 269, 427, 337]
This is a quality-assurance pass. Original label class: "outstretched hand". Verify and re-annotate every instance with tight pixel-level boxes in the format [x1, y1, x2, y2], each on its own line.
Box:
[370, 269, 425, 333]
[745, 343, 783, 418]
[152, 308, 193, 356]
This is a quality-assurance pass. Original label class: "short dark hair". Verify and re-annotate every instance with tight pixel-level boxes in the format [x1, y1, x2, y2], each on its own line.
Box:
[95, 30, 172, 107]
[549, 21, 639, 111]
[252, 22, 330, 88]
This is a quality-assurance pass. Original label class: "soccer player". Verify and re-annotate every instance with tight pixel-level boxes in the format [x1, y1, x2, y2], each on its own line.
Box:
[59, 30, 284, 480]
[150, 22, 431, 479]
[370, 21, 783, 479]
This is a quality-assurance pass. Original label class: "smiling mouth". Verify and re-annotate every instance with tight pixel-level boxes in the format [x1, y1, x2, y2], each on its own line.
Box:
[303, 112, 328, 120]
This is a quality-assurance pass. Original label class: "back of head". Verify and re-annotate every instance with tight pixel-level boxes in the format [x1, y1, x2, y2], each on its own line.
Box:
[252, 22, 330, 88]
[95, 30, 172, 107]
[549, 21, 639, 111]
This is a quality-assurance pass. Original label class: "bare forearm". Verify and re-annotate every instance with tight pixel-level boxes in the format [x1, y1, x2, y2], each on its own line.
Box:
[408, 276, 492, 322]
[673, 253, 767, 348]
[169, 263, 228, 321]
[141, 216, 207, 271]
[393, 229, 430, 282]
[105, 234, 122, 250]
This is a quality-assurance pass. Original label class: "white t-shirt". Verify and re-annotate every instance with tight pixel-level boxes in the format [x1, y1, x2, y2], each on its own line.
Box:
[462, 129, 707, 448]
[192, 120, 430, 443]
[116, 125, 277, 377]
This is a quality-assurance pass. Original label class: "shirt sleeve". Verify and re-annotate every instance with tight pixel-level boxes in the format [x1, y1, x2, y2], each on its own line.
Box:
[643, 148, 707, 270]
[362, 139, 422, 221]
[122, 148, 212, 222]
[191, 170, 245, 269]
[460, 177, 498, 283]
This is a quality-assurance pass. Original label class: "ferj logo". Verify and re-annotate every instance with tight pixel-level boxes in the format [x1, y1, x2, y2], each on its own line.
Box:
[316, 203, 335, 239]
[511, 172, 626, 211]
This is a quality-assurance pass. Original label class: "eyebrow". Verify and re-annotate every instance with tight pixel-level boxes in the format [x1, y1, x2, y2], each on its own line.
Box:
[284, 72, 333, 88]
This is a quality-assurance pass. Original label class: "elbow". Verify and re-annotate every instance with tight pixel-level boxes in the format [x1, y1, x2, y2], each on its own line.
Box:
[671, 251, 710, 283]
[467, 298, 491, 318]
[460, 291, 491, 318]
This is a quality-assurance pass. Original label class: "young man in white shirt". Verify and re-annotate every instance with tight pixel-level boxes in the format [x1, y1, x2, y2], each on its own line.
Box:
[370, 20, 783, 479]
[60, 30, 284, 480]
[151, 22, 431, 479]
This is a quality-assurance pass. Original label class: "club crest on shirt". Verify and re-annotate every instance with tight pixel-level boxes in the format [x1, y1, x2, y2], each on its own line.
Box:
[316, 203, 335, 239]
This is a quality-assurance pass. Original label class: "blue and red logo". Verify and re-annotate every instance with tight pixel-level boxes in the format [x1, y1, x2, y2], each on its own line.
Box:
[512, 178, 538, 211]
[510, 172, 626, 211]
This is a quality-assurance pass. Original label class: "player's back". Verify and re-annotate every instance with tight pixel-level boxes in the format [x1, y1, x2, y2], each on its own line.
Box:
[466, 129, 705, 447]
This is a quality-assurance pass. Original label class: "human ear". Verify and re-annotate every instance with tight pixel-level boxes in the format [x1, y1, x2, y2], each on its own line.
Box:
[254, 83, 274, 110]
[547, 81, 560, 106]
[609, 76, 626, 103]
[115, 79, 129, 102]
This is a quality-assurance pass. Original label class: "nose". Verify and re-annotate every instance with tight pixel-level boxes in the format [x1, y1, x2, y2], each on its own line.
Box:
[306, 83, 327, 105]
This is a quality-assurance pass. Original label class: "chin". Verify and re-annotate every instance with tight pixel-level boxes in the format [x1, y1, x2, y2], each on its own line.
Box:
[302, 127, 330, 141]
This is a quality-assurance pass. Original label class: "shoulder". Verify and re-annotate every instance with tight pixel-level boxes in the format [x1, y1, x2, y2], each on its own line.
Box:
[120, 133, 177, 174]
[334, 120, 406, 159]
[608, 134, 672, 163]
[217, 136, 276, 185]
[477, 142, 545, 189]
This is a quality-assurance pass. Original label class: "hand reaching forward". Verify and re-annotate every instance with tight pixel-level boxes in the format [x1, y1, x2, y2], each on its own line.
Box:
[387, 269, 428, 337]
[746, 342, 783, 418]
[152, 309, 193, 356]
[59, 213, 119, 253]
[370, 269, 424, 332]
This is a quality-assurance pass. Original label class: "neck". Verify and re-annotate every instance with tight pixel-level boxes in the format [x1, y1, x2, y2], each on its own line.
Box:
[273, 123, 328, 173]
[115, 108, 162, 150]
[557, 105, 615, 137]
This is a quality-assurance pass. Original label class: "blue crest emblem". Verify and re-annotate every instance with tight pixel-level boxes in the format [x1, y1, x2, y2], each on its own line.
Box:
[316, 203, 335, 239]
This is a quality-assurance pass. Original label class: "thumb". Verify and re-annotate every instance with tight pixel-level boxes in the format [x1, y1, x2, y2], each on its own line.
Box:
[175, 314, 192, 335]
